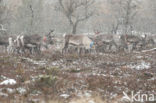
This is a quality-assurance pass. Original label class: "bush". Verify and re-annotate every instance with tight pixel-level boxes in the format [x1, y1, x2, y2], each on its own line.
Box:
[45, 67, 60, 75]
[38, 74, 58, 86]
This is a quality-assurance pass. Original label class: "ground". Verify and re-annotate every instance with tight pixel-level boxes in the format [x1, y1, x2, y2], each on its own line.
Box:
[0, 50, 156, 103]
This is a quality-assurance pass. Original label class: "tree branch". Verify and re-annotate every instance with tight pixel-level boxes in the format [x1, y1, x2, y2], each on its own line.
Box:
[57, 0, 94, 34]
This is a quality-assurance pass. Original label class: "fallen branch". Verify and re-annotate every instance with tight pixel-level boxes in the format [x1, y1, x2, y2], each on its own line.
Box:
[20, 57, 47, 66]
[141, 48, 156, 53]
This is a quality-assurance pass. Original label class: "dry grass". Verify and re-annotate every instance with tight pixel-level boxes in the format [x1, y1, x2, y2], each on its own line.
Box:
[0, 51, 155, 103]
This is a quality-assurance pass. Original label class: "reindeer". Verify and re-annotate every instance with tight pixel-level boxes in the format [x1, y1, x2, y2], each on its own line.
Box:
[42, 29, 55, 49]
[143, 34, 155, 49]
[8, 34, 41, 55]
[19, 35, 41, 54]
[0, 39, 8, 52]
[119, 34, 154, 52]
[13, 35, 23, 53]
[0, 25, 9, 52]
[94, 34, 119, 53]
[62, 34, 96, 54]
[7, 37, 16, 54]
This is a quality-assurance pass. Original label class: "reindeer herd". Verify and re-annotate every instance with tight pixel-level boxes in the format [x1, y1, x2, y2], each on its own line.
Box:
[7, 35, 41, 54]
[0, 31, 155, 55]
[95, 34, 156, 53]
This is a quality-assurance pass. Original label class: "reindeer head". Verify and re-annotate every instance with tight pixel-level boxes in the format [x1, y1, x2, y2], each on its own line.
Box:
[8, 37, 14, 46]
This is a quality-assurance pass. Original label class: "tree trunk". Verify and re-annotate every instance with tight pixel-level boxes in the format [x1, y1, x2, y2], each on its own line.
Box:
[72, 22, 78, 34]
[30, 5, 34, 35]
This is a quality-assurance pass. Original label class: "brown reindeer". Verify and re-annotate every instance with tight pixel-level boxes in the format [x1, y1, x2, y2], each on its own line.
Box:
[0, 34, 9, 52]
[62, 34, 95, 54]
[94, 34, 119, 53]
[20, 34, 42, 54]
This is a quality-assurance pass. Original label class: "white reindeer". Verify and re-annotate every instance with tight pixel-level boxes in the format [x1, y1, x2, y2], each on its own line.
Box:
[7, 37, 15, 54]
[13, 35, 24, 54]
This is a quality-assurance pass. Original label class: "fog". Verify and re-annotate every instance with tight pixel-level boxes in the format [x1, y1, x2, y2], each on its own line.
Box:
[0, 0, 156, 35]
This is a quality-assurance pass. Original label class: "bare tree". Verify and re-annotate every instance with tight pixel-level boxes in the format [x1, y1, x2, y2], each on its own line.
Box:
[148, 0, 156, 32]
[56, 0, 94, 34]
[17, 0, 44, 35]
[0, 0, 6, 24]
[0, 0, 8, 36]
[111, 19, 121, 34]
[122, 0, 138, 34]
[29, 5, 34, 34]
[110, 0, 138, 34]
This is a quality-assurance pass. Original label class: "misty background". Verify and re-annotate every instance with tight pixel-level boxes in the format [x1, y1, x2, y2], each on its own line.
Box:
[0, 0, 156, 35]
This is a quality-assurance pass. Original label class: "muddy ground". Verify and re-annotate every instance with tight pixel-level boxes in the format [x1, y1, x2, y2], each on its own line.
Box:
[0, 50, 156, 103]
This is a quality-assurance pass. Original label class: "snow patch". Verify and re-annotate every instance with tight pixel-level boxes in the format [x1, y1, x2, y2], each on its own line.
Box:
[21, 57, 46, 66]
[0, 92, 8, 97]
[0, 75, 8, 80]
[127, 61, 151, 70]
[88, 100, 95, 103]
[0, 79, 16, 85]
[60, 94, 70, 99]
[6, 88, 15, 94]
[16, 87, 27, 94]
